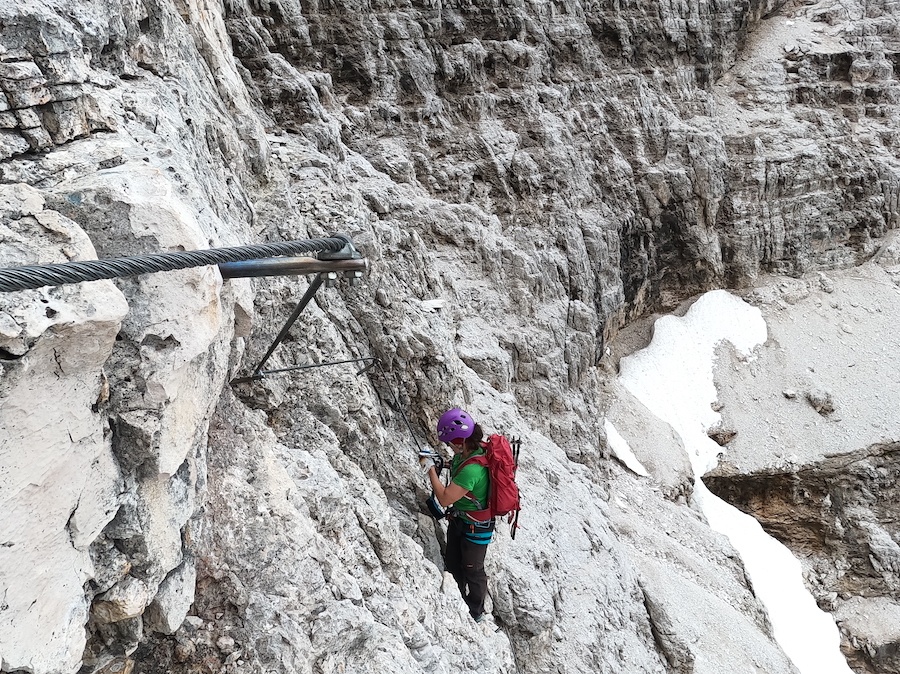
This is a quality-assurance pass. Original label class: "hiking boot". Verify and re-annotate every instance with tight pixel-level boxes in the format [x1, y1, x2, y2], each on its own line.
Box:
[471, 612, 486, 623]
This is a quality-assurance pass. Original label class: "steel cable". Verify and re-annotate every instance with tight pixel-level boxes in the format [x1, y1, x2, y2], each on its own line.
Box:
[0, 236, 351, 292]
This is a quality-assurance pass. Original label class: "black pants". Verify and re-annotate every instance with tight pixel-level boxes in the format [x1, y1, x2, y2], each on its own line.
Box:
[444, 517, 494, 618]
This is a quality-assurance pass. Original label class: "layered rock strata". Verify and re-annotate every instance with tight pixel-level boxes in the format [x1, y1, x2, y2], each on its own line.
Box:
[0, 0, 898, 672]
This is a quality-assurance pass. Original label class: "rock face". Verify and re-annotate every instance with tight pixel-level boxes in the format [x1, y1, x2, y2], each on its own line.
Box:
[0, 185, 128, 673]
[0, 0, 899, 672]
[703, 257, 900, 674]
[707, 442, 900, 672]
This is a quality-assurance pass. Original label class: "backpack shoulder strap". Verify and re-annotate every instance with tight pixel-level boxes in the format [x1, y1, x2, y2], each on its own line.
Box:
[460, 455, 488, 468]
[454, 448, 488, 474]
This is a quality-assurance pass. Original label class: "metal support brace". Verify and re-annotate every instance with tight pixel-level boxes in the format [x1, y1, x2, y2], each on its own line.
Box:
[222, 236, 426, 457]
[218, 256, 368, 279]
[249, 272, 325, 378]
[317, 235, 367, 287]
[231, 356, 378, 385]
[229, 234, 371, 383]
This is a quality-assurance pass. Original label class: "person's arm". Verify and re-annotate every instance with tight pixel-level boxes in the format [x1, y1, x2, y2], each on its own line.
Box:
[426, 467, 468, 507]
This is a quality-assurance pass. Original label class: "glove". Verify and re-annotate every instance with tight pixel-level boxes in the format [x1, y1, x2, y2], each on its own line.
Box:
[419, 449, 444, 474]
[420, 455, 444, 474]
[426, 493, 445, 519]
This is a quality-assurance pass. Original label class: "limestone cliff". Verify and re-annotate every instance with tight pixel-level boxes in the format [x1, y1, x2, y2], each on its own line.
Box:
[0, 0, 898, 672]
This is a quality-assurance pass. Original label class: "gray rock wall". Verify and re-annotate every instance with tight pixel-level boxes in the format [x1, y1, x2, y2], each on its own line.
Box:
[0, 0, 898, 672]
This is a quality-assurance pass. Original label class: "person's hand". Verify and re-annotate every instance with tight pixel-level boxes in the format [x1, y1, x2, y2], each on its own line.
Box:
[420, 455, 436, 473]
[419, 456, 444, 474]
[419, 449, 444, 474]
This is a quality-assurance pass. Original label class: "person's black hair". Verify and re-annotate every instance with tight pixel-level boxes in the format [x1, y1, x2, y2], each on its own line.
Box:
[464, 423, 484, 451]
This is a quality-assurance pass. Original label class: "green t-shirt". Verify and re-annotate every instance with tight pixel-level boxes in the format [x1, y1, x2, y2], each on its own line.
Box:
[450, 449, 489, 513]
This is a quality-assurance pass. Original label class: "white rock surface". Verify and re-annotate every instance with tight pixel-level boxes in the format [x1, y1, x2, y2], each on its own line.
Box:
[0, 185, 128, 673]
[93, 576, 154, 624]
[144, 557, 197, 635]
[51, 162, 230, 477]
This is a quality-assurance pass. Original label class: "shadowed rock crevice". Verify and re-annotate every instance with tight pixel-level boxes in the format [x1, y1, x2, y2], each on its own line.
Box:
[640, 584, 697, 674]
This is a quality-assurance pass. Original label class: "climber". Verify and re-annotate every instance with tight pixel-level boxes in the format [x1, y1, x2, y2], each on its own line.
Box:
[420, 407, 494, 623]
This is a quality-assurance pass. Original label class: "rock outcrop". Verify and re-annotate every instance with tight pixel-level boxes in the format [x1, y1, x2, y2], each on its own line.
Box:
[704, 255, 900, 674]
[0, 184, 128, 673]
[0, 0, 899, 672]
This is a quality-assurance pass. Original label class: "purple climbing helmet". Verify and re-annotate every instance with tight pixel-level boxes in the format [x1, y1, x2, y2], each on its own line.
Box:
[436, 407, 475, 443]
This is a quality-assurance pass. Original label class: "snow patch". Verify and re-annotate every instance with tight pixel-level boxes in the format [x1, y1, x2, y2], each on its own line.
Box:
[618, 289, 853, 674]
[420, 298, 445, 312]
[604, 419, 650, 477]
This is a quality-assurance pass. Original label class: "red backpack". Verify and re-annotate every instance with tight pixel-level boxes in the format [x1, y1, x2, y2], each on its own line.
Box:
[461, 434, 522, 539]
